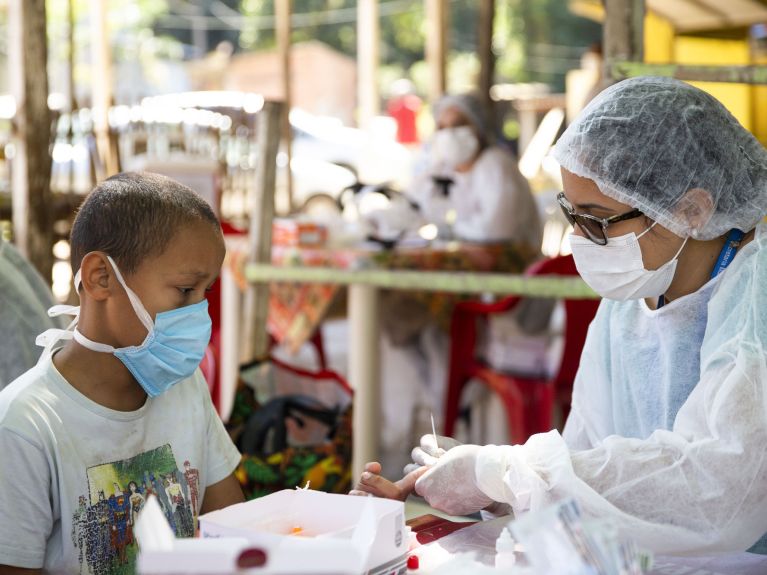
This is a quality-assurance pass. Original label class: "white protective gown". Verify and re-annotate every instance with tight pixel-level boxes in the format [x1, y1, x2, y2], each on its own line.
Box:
[412, 146, 542, 248]
[474, 224, 767, 555]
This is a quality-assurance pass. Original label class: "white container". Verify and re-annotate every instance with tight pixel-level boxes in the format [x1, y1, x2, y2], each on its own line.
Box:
[137, 537, 253, 574]
[199, 489, 408, 575]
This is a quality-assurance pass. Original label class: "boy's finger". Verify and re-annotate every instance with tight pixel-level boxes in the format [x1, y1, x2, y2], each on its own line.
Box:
[360, 471, 390, 489]
[396, 465, 429, 495]
[364, 461, 382, 474]
[403, 463, 421, 476]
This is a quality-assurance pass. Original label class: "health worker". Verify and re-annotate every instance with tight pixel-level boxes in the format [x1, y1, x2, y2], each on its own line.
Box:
[407, 76, 767, 555]
[409, 93, 541, 249]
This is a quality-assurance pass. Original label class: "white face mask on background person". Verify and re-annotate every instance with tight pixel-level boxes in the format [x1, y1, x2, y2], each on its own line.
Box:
[569, 224, 688, 301]
[432, 126, 480, 169]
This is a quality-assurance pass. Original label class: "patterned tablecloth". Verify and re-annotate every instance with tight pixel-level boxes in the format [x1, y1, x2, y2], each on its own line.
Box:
[227, 239, 538, 353]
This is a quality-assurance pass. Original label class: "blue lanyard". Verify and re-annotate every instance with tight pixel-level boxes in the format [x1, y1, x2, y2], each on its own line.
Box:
[710, 228, 745, 279]
[658, 228, 745, 308]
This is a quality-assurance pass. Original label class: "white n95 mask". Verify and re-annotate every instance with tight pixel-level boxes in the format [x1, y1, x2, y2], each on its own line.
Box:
[432, 126, 479, 168]
[569, 225, 688, 301]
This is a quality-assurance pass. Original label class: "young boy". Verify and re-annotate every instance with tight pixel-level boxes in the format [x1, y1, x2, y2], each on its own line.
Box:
[0, 173, 244, 574]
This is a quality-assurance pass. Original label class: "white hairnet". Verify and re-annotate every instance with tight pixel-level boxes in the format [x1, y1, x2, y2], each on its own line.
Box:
[433, 93, 490, 141]
[552, 76, 767, 240]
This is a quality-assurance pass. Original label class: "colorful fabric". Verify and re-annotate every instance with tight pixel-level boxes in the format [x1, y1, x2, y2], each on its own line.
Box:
[226, 366, 353, 499]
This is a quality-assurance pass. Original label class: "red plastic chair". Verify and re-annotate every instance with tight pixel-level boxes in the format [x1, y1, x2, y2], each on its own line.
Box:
[443, 254, 599, 444]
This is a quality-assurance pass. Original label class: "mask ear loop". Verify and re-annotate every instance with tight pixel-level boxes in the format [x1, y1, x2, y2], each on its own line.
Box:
[70, 256, 155, 353]
[105, 255, 154, 334]
[637, 221, 689, 263]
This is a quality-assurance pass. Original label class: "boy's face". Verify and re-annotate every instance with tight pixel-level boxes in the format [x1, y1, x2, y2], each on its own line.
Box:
[114, 221, 225, 348]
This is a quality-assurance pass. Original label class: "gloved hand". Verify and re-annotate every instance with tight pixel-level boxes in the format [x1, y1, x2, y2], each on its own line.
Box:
[414, 444, 494, 516]
[403, 433, 462, 475]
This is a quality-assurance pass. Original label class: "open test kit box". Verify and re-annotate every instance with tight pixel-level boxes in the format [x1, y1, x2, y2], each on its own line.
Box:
[198, 489, 408, 575]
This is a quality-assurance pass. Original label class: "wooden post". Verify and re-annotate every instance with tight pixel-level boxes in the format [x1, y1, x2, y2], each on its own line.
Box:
[357, 0, 380, 130]
[9, 0, 53, 282]
[478, 0, 496, 135]
[425, 0, 448, 103]
[603, 0, 645, 86]
[90, 0, 117, 178]
[276, 0, 293, 212]
[349, 283, 381, 479]
[241, 101, 283, 363]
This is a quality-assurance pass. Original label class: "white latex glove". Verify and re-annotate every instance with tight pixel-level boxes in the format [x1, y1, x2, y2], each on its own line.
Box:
[403, 433, 463, 475]
[414, 444, 494, 516]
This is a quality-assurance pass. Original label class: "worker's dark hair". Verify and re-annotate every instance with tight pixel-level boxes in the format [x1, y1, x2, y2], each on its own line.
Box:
[70, 172, 220, 275]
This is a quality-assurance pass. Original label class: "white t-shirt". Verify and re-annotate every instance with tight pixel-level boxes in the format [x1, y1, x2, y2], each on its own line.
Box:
[411, 146, 543, 248]
[0, 352, 241, 572]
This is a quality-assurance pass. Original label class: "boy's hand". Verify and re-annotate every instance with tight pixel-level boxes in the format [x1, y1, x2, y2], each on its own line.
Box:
[349, 462, 428, 501]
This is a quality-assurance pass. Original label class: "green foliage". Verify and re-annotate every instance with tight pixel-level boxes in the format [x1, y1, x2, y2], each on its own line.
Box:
[497, 0, 602, 90]
[237, 0, 600, 93]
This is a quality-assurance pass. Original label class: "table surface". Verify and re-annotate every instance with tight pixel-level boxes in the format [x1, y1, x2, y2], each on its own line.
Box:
[229, 239, 595, 353]
[413, 513, 767, 574]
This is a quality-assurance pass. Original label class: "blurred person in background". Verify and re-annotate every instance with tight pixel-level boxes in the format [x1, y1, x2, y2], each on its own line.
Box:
[408, 92, 542, 248]
[0, 237, 60, 389]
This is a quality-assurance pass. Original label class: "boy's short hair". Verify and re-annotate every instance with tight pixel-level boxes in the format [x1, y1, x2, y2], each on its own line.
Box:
[70, 172, 220, 275]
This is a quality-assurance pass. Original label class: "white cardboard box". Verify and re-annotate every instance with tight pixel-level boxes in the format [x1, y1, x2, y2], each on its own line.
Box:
[199, 489, 408, 574]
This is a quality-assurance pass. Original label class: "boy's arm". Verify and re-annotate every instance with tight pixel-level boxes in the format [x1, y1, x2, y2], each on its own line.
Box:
[199, 473, 244, 514]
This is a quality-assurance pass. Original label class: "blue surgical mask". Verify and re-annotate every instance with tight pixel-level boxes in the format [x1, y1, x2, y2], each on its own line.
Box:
[37, 256, 212, 397]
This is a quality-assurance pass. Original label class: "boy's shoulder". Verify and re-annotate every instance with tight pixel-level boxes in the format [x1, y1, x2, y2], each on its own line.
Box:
[0, 358, 59, 440]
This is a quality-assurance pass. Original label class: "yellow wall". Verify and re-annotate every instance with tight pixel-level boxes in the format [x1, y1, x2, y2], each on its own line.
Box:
[644, 11, 766, 142]
[644, 11, 674, 64]
[753, 53, 767, 144]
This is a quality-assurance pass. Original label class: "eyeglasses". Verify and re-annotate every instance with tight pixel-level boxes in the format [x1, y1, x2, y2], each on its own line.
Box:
[557, 192, 644, 246]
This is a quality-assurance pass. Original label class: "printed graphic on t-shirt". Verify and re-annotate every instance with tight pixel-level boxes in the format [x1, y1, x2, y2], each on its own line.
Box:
[71, 444, 200, 575]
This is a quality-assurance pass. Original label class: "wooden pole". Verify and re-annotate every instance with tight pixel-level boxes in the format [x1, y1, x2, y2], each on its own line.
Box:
[349, 283, 381, 479]
[357, 0, 380, 130]
[276, 0, 293, 212]
[241, 101, 283, 363]
[90, 0, 117, 178]
[68, 0, 78, 194]
[478, 0, 496, 136]
[425, 0, 448, 103]
[9, 0, 53, 282]
[603, 0, 645, 86]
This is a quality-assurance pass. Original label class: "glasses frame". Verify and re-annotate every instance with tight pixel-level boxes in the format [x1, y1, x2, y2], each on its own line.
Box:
[557, 192, 644, 246]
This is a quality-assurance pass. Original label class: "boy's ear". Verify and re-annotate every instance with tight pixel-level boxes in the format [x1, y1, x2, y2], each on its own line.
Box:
[78, 252, 112, 301]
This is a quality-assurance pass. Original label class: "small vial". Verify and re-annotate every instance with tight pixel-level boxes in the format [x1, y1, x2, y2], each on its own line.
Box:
[495, 527, 516, 569]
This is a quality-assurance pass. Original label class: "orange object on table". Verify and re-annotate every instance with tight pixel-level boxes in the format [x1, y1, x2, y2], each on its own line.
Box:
[272, 218, 328, 247]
